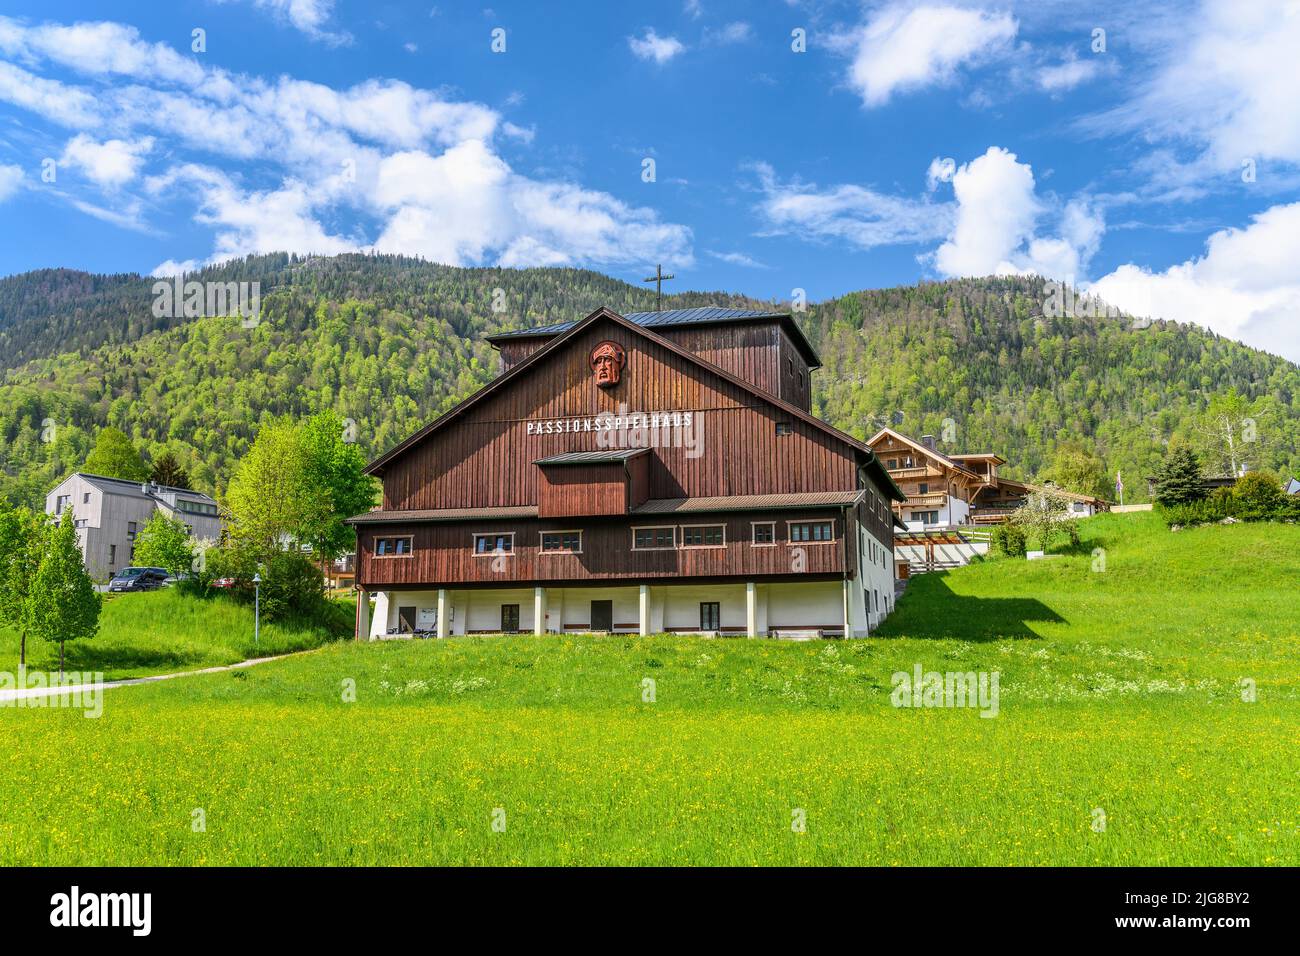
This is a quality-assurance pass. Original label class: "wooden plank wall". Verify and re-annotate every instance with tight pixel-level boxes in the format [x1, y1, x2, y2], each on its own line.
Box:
[359, 511, 849, 588]
[380, 319, 856, 512]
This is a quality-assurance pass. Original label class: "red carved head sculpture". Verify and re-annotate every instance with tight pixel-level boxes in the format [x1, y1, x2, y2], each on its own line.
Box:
[590, 340, 626, 387]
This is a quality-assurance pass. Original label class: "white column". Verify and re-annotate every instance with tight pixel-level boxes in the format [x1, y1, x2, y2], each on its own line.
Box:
[356, 588, 370, 641]
[746, 581, 757, 638]
[436, 588, 449, 639]
[534, 586, 546, 636]
[842, 578, 851, 639]
[639, 584, 650, 636]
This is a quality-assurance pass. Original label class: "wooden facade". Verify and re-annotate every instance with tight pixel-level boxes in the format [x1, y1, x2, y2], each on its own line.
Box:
[351, 306, 904, 638]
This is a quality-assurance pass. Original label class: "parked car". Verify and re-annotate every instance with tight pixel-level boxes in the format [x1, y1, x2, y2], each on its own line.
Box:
[107, 567, 170, 592]
[211, 576, 236, 589]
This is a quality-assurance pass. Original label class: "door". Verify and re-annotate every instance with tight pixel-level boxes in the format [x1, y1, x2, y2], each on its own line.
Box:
[590, 600, 613, 631]
[398, 606, 417, 633]
[501, 604, 520, 633]
[700, 602, 721, 631]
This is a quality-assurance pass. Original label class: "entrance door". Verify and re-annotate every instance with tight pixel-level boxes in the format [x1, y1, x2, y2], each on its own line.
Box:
[700, 602, 721, 631]
[398, 606, 417, 634]
[590, 600, 613, 631]
[501, 604, 520, 633]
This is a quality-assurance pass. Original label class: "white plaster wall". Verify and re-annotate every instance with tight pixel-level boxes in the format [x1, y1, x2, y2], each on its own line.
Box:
[661, 583, 749, 632]
[548, 586, 642, 631]
[766, 581, 844, 633]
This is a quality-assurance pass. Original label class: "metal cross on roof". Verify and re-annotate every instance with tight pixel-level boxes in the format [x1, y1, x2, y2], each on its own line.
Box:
[642, 263, 674, 312]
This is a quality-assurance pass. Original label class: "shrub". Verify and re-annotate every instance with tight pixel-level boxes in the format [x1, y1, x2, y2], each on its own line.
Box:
[1233, 472, 1283, 520]
[188, 542, 325, 623]
[991, 522, 1027, 557]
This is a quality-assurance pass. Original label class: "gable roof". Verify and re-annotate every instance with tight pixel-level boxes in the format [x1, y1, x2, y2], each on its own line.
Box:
[867, 427, 982, 481]
[68, 473, 216, 502]
[995, 476, 1108, 506]
[486, 306, 822, 368]
[366, 306, 904, 501]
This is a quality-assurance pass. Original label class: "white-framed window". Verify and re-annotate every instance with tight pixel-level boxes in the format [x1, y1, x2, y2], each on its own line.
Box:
[681, 524, 725, 548]
[375, 535, 414, 557]
[632, 526, 676, 550]
[751, 521, 776, 546]
[540, 530, 582, 554]
[788, 520, 835, 543]
[473, 532, 513, 556]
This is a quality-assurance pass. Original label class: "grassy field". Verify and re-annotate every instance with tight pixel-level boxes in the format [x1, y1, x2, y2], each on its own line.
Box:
[0, 588, 351, 680]
[0, 511, 1295, 865]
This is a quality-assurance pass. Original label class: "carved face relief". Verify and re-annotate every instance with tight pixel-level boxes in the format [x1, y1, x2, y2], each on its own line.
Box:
[590, 341, 626, 387]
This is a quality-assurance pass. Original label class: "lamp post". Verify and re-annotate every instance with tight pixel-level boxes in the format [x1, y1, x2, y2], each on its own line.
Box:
[252, 572, 262, 649]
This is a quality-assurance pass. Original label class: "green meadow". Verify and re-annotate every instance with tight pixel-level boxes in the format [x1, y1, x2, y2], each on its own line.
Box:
[0, 587, 348, 680]
[0, 511, 1295, 865]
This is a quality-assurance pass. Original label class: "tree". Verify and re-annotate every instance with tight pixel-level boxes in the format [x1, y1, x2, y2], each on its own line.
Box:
[132, 511, 196, 577]
[0, 505, 45, 669]
[1153, 442, 1207, 506]
[1009, 486, 1074, 552]
[225, 418, 329, 555]
[1196, 389, 1273, 478]
[149, 451, 192, 490]
[1040, 440, 1108, 500]
[83, 427, 148, 481]
[24, 511, 100, 678]
[299, 412, 376, 561]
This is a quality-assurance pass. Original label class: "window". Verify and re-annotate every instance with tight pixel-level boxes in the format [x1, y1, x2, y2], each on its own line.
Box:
[789, 520, 834, 543]
[633, 526, 675, 550]
[751, 522, 776, 546]
[540, 530, 582, 553]
[918, 482, 929, 495]
[911, 511, 939, 525]
[375, 536, 413, 556]
[886, 459, 898, 470]
[700, 602, 721, 631]
[75, 519, 87, 529]
[473, 533, 513, 555]
[127, 521, 137, 539]
[681, 525, 725, 548]
[775, 422, 792, 436]
[83, 493, 90, 504]
[177, 499, 219, 516]
[109, 544, 117, 565]
[501, 605, 520, 632]
[55, 495, 71, 514]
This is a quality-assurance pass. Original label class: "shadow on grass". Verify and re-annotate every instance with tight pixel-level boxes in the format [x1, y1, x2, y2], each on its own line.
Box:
[54, 643, 220, 673]
[881, 574, 1065, 641]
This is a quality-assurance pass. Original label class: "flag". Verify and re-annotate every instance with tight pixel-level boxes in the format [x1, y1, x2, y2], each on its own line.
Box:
[1115, 470, 1123, 495]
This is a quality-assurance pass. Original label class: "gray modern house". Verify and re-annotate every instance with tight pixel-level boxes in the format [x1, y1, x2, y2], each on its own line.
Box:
[45, 473, 223, 580]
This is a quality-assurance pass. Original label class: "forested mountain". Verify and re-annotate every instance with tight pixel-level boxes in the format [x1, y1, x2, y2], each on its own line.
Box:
[0, 255, 1296, 509]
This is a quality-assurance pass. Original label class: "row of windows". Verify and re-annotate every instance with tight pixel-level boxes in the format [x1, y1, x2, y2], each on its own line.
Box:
[372, 521, 839, 558]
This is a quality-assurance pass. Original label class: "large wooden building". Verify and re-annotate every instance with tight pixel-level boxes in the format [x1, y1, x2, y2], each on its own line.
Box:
[349, 306, 904, 639]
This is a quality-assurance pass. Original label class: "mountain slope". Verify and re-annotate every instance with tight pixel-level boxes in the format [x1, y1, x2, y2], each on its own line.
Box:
[0, 259, 1296, 508]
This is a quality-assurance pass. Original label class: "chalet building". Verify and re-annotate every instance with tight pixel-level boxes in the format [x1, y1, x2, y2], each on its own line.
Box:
[348, 306, 905, 639]
[869, 427, 1107, 530]
[867, 428, 993, 529]
[45, 473, 222, 579]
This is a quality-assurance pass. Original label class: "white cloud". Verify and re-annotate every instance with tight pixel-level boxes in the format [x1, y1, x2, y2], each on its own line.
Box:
[708, 249, 766, 268]
[0, 162, 22, 201]
[628, 29, 685, 64]
[750, 161, 952, 250]
[151, 258, 201, 277]
[1037, 54, 1104, 93]
[234, 0, 352, 46]
[1088, 0, 1300, 173]
[60, 134, 153, 187]
[933, 146, 1103, 282]
[708, 22, 753, 45]
[839, 4, 1017, 107]
[1089, 202, 1300, 363]
[0, 15, 692, 273]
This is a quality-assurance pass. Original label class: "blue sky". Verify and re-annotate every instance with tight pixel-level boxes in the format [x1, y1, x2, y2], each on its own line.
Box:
[1, 1, 1298, 360]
